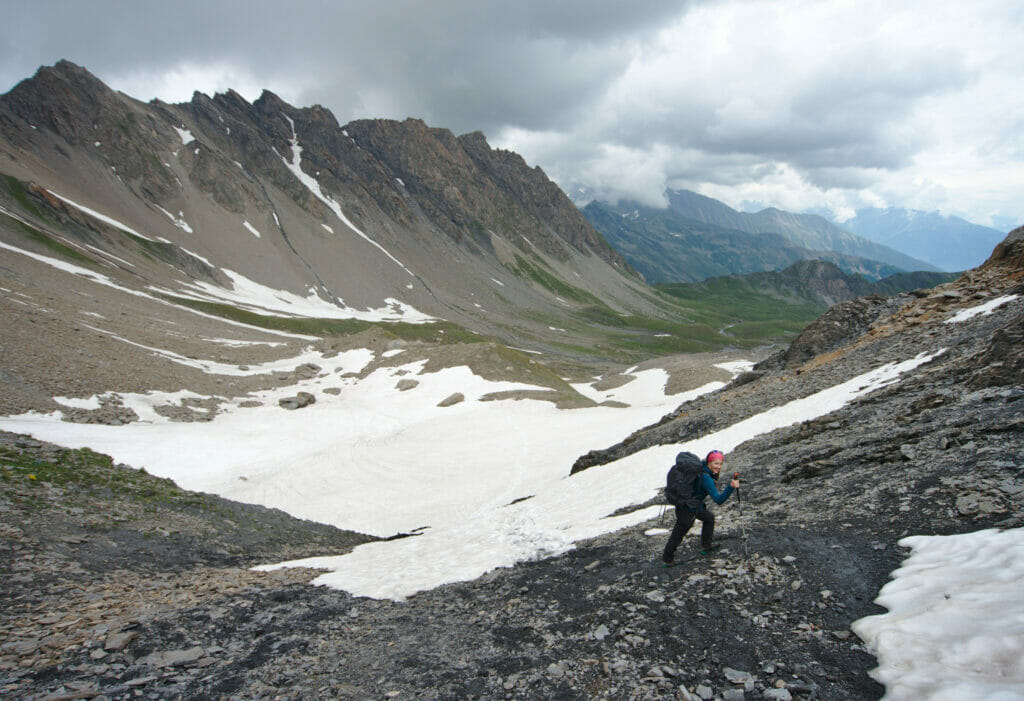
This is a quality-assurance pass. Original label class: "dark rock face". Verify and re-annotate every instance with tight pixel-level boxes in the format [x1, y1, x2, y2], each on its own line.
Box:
[968, 312, 1024, 389]
[981, 224, 1024, 274]
[760, 294, 893, 371]
[458, 130, 629, 269]
[342, 118, 634, 271]
[0, 61, 179, 204]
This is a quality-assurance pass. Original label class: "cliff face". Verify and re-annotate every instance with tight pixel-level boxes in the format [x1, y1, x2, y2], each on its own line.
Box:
[338, 118, 632, 271]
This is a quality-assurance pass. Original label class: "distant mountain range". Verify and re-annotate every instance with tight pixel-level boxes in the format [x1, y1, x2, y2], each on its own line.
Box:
[580, 187, 1008, 283]
[581, 194, 933, 284]
[660, 259, 956, 310]
[836, 208, 1008, 272]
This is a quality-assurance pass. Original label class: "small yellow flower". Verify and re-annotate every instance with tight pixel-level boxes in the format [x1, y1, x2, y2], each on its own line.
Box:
[28, 474, 37, 480]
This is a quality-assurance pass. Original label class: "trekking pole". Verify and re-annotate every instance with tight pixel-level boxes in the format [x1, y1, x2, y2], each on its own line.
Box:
[734, 472, 749, 557]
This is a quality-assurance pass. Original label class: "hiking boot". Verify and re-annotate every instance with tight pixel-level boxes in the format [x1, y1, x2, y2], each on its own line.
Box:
[661, 556, 676, 567]
[700, 544, 720, 556]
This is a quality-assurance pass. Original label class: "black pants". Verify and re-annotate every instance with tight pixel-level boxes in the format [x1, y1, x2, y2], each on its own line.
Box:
[663, 506, 715, 561]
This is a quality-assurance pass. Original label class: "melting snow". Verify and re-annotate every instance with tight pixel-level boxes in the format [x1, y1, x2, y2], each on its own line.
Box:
[852, 528, 1024, 700]
[168, 268, 433, 323]
[278, 114, 414, 277]
[945, 294, 1019, 324]
[155, 205, 193, 233]
[46, 190, 155, 241]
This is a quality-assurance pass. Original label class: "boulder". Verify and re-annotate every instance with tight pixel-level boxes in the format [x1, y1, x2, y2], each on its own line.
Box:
[437, 392, 464, 407]
[278, 392, 316, 410]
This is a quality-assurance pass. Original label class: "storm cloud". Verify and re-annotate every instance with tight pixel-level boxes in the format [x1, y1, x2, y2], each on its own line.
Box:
[3, 0, 1022, 228]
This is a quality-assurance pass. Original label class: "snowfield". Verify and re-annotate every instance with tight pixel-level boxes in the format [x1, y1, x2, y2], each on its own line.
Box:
[1, 295, 1022, 699]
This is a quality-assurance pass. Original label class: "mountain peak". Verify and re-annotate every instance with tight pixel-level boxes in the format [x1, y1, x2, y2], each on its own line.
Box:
[0, 60, 131, 148]
[253, 89, 292, 115]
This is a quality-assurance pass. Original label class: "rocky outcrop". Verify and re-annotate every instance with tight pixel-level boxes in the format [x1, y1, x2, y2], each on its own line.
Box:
[437, 392, 465, 407]
[278, 391, 316, 410]
[967, 312, 1024, 389]
[981, 224, 1024, 276]
[0, 62, 179, 205]
[758, 294, 893, 370]
[458, 130, 630, 270]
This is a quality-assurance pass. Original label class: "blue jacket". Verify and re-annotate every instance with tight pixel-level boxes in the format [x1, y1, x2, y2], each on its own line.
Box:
[691, 463, 734, 512]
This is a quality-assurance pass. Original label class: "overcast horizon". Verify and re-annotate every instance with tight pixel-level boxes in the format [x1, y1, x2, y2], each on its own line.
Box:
[3, 0, 1022, 231]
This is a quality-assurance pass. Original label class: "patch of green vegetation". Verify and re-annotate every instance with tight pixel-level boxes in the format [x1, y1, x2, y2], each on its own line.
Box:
[1, 212, 97, 266]
[508, 254, 604, 306]
[651, 281, 824, 347]
[4, 175, 49, 221]
[543, 281, 822, 361]
[657, 280, 825, 325]
[728, 320, 808, 340]
[158, 293, 483, 343]
[0, 444, 207, 509]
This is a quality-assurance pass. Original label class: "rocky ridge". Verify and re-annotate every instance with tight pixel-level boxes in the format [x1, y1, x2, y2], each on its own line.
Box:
[1, 60, 660, 365]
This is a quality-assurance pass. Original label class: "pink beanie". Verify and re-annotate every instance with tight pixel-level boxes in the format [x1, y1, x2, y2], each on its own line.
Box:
[706, 450, 724, 463]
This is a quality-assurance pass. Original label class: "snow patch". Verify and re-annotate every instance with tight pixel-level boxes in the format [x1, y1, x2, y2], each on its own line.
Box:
[166, 268, 434, 323]
[945, 294, 1019, 324]
[53, 396, 102, 410]
[278, 114, 414, 277]
[243, 221, 261, 238]
[852, 528, 1024, 700]
[155, 205, 193, 233]
[46, 190, 154, 241]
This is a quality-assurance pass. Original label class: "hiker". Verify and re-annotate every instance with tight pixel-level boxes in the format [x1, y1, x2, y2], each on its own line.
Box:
[662, 450, 740, 565]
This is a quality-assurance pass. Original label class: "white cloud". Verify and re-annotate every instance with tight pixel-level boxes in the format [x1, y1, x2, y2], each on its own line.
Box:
[109, 61, 308, 106]
[499, 0, 1024, 226]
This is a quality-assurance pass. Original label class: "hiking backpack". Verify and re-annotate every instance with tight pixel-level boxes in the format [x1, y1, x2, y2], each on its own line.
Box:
[665, 451, 704, 511]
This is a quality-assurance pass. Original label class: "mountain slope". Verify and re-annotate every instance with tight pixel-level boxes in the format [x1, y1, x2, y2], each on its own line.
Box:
[839, 207, 1009, 272]
[0, 63, 657, 335]
[665, 189, 937, 272]
[0, 61, 715, 418]
[582, 199, 905, 283]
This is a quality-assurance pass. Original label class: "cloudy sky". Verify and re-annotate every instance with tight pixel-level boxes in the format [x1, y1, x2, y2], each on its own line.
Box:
[3, 0, 1022, 229]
